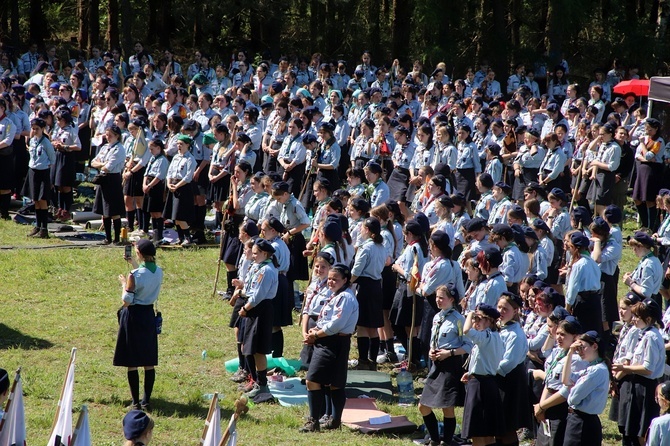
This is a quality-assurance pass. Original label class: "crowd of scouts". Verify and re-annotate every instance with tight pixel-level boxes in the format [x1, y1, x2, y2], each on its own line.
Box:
[2, 43, 670, 445]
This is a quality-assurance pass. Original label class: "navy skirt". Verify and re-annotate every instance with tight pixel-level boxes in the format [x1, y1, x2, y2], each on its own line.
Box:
[113, 304, 158, 367]
[462, 374, 505, 438]
[355, 276, 383, 328]
[51, 151, 77, 187]
[142, 178, 165, 213]
[391, 282, 423, 327]
[241, 299, 273, 356]
[618, 374, 660, 438]
[122, 167, 146, 197]
[22, 168, 51, 201]
[563, 410, 602, 446]
[272, 273, 293, 327]
[497, 362, 532, 431]
[306, 334, 351, 388]
[93, 172, 124, 217]
[419, 354, 465, 408]
[388, 167, 409, 202]
[163, 183, 194, 222]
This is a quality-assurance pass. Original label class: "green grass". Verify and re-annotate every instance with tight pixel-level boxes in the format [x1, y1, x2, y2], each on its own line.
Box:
[0, 217, 642, 445]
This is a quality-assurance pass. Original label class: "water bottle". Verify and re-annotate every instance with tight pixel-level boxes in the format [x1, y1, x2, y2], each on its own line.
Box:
[397, 367, 414, 406]
[202, 350, 207, 360]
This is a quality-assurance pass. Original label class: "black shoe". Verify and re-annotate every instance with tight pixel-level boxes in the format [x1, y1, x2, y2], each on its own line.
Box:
[322, 417, 341, 430]
[140, 402, 151, 412]
[299, 417, 320, 432]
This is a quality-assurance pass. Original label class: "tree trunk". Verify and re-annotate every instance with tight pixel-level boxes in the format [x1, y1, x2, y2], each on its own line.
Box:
[146, 0, 160, 44]
[78, 0, 89, 51]
[545, 0, 563, 68]
[491, 0, 509, 89]
[368, 0, 381, 59]
[158, 0, 172, 48]
[10, 0, 20, 49]
[475, 0, 488, 65]
[192, 0, 202, 47]
[536, 0, 548, 53]
[29, 0, 46, 45]
[651, 0, 660, 25]
[106, 0, 120, 50]
[89, 0, 101, 48]
[392, 0, 414, 63]
[510, 0, 521, 49]
[119, 0, 132, 54]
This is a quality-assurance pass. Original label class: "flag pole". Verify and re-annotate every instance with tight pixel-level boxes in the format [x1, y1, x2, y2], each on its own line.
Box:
[0, 367, 21, 435]
[200, 392, 219, 444]
[49, 348, 77, 437]
[218, 396, 249, 446]
[69, 405, 87, 445]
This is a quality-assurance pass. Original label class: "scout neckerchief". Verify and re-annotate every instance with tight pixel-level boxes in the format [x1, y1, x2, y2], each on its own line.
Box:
[366, 178, 382, 198]
[631, 251, 653, 282]
[318, 284, 348, 320]
[32, 135, 46, 158]
[544, 348, 568, 385]
[304, 277, 328, 314]
[431, 308, 454, 350]
[248, 191, 268, 208]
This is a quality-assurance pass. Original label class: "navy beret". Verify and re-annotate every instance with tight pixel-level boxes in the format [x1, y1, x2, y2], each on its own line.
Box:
[267, 217, 286, 234]
[430, 230, 451, 253]
[414, 212, 431, 234]
[365, 161, 383, 174]
[551, 306, 570, 321]
[123, 410, 151, 440]
[323, 220, 343, 242]
[604, 205, 622, 224]
[319, 121, 335, 132]
[135, 239, 156, 257]
[272, 181, 290, 193]
[302, 134, 317, 144]
[546, 103, 559, 112]
[255, 238, 276, 254]
[483, 246, 503, 267]
[242, 220, 259, 237]
[571, 206, 592, 226]
[570, 232, 590, 248]
[522, 225, 538, 240]
[563, 316, 582, 333]
[633, 230, 655, 247]
[550, 188, 567, 202]
[182, 119, 198, 131]
[478, 172, 494, 188]
[486, 143, 502, 155]
[592, 216, 610, 233]
[476, 303, 500, 319]
[494, 181, 512, 192]
[465, 217, 488, 232]
[405, 220, 423, 235]
[438, 195, 454, 208]
[646, 118, 661, 129]
[395, 125, 411, 137]
[491, 223, 513, 238]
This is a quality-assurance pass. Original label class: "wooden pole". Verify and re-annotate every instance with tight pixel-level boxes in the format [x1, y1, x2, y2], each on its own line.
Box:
[200, 392, 219, 443]
[49, 348, 77, 437]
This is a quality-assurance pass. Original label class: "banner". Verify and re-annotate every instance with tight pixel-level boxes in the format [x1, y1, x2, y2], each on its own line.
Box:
[70, 406, 90, 446]
[47, 348, 77, 446]
[200, 393, 221, 446]
[0, 369, 27, 446]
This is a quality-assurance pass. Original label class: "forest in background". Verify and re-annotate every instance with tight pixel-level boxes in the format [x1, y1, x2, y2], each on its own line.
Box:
[0, 0, 669, 82]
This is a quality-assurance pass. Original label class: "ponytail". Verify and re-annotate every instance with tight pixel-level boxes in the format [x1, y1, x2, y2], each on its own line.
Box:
[372, 233, 383, 244]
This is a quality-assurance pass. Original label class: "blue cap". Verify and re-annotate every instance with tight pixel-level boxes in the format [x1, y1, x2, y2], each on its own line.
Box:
[592, 216, 609, 233]
[570, 232, 590, 248]
[123, 410, 151, 440]
[550, 188, 567, 202]
[633, 231, 655, 247]
[571, 206, 592, 227]
[465, 217, 488, 232]
[476, 303, 500, 319]
[551, 306, 570, 321]
[255, 238, 276, 254]
[522, 225, 538, 240]
[604, 205, 622, 223]
[482, 246, 503, 267]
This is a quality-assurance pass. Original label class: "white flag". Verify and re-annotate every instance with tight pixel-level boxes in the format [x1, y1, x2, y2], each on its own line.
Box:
[47, 348, 76, 446]
[71, 405, 90, 446]
[0, 370, 27, 446]
[201, 393, 221, 446]
[226, 414, 237, 446]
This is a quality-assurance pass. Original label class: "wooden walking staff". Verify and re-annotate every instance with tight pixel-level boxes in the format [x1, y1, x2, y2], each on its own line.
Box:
[212, 176, 235, 298]
[218, 396, 249, 446]
[0, 367, 20, 434]
[569, 169, 582, 214]
[407, 251, 420, 369]
[201, 392, 220, 443]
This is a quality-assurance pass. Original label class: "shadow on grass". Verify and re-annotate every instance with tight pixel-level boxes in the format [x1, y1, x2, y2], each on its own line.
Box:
[147, 397, 234, 419]
[0, 323, 53, 350]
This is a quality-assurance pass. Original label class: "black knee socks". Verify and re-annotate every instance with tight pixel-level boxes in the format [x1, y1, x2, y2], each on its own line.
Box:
[127, 210, 136, 231]
[369, 337, 380, 362]
[637, 204, 648, 228]
[257, 369, 267, 387]
[152, 218, 164, 241]
[37, 209, 49, 229]
[357, 337, 370, 362]
[176, 226, 184, 242]
[330, 388, 346, 422]
[103, 217, 112, 242]
[216, 211, 223, 229]
[245, 355, 257, 381]
[237, 343, 245, 370]
[0, 193, 11, 218]
[143, 368, 155, 405]
[135, 208, 143, 232]
[410, 337, 422, 365]
[58, 191, 65, 211]
[422, 412, 439, 442]
[442, 417, 456, 444]
[323, 386, 332, 416]
[113, 218, 122, 243]
[227, 270, 238, 293]
[386, 339, 395, 354]
[64, 191, 74, 213]
[127, 369, 140, 405]
[308, 389, 325, 421]
[272, 330, 284, 358]
[649, 206, 658, 232]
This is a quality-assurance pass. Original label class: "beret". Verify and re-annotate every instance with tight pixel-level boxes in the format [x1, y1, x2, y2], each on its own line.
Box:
[267, 217, 286, 234]
[255, 238, 276, 254]
[476, 303, 500, 319]
[604, 205, 622, 223]
[570, 232, 590, 248]
[123, 410, 150, 440]
[272, 181, 290, 193]
[365, 161, 383, 174]
[633, 230, 655, 247]
[482, 245, 503, 267]
[135, 239, 156, 256]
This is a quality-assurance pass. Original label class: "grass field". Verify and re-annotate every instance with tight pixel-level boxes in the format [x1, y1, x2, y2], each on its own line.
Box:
[0, 217, 642, 445]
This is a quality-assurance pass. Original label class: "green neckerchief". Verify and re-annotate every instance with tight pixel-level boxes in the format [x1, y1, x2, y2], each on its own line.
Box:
[140, 261, 157, 273]
[589, 357, 604, 366]
[366, 178, 382, 197]
[580, 250, 591, 258]
[544, 349, 568, 384]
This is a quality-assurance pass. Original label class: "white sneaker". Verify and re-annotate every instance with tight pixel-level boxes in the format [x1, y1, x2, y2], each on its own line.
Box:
[347, 359, 359, 368]
[376, 353, 389, 364]
[181, 239, 193, 247]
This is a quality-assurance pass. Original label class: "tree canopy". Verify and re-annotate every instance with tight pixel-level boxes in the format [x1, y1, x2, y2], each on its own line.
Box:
[2, 0, 669, 79]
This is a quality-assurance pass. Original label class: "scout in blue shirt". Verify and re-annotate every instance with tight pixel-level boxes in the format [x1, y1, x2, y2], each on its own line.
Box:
[490, 224, 529, 288]
[563, 232, 602, 334]
[24, 118, 55, 238]
[351, 217, 387, 370]
[544, 188, 571, 241]
[301, 264, 359, 432]
[495, 292, 532, 443]
[487, 182, 514, 226]
[462, 304, 506, 443]
[418, 284, 473, 446]
[473, 246, 508, 309]
[143, 139, 169, 244]
[238, 239, 279, 398]
[364, 162, 390, 207]
[539, 132, 567, 189]
[624, 231, 663, 300]
[647, 382, 670, 446]
[561, 331, 610, 446]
